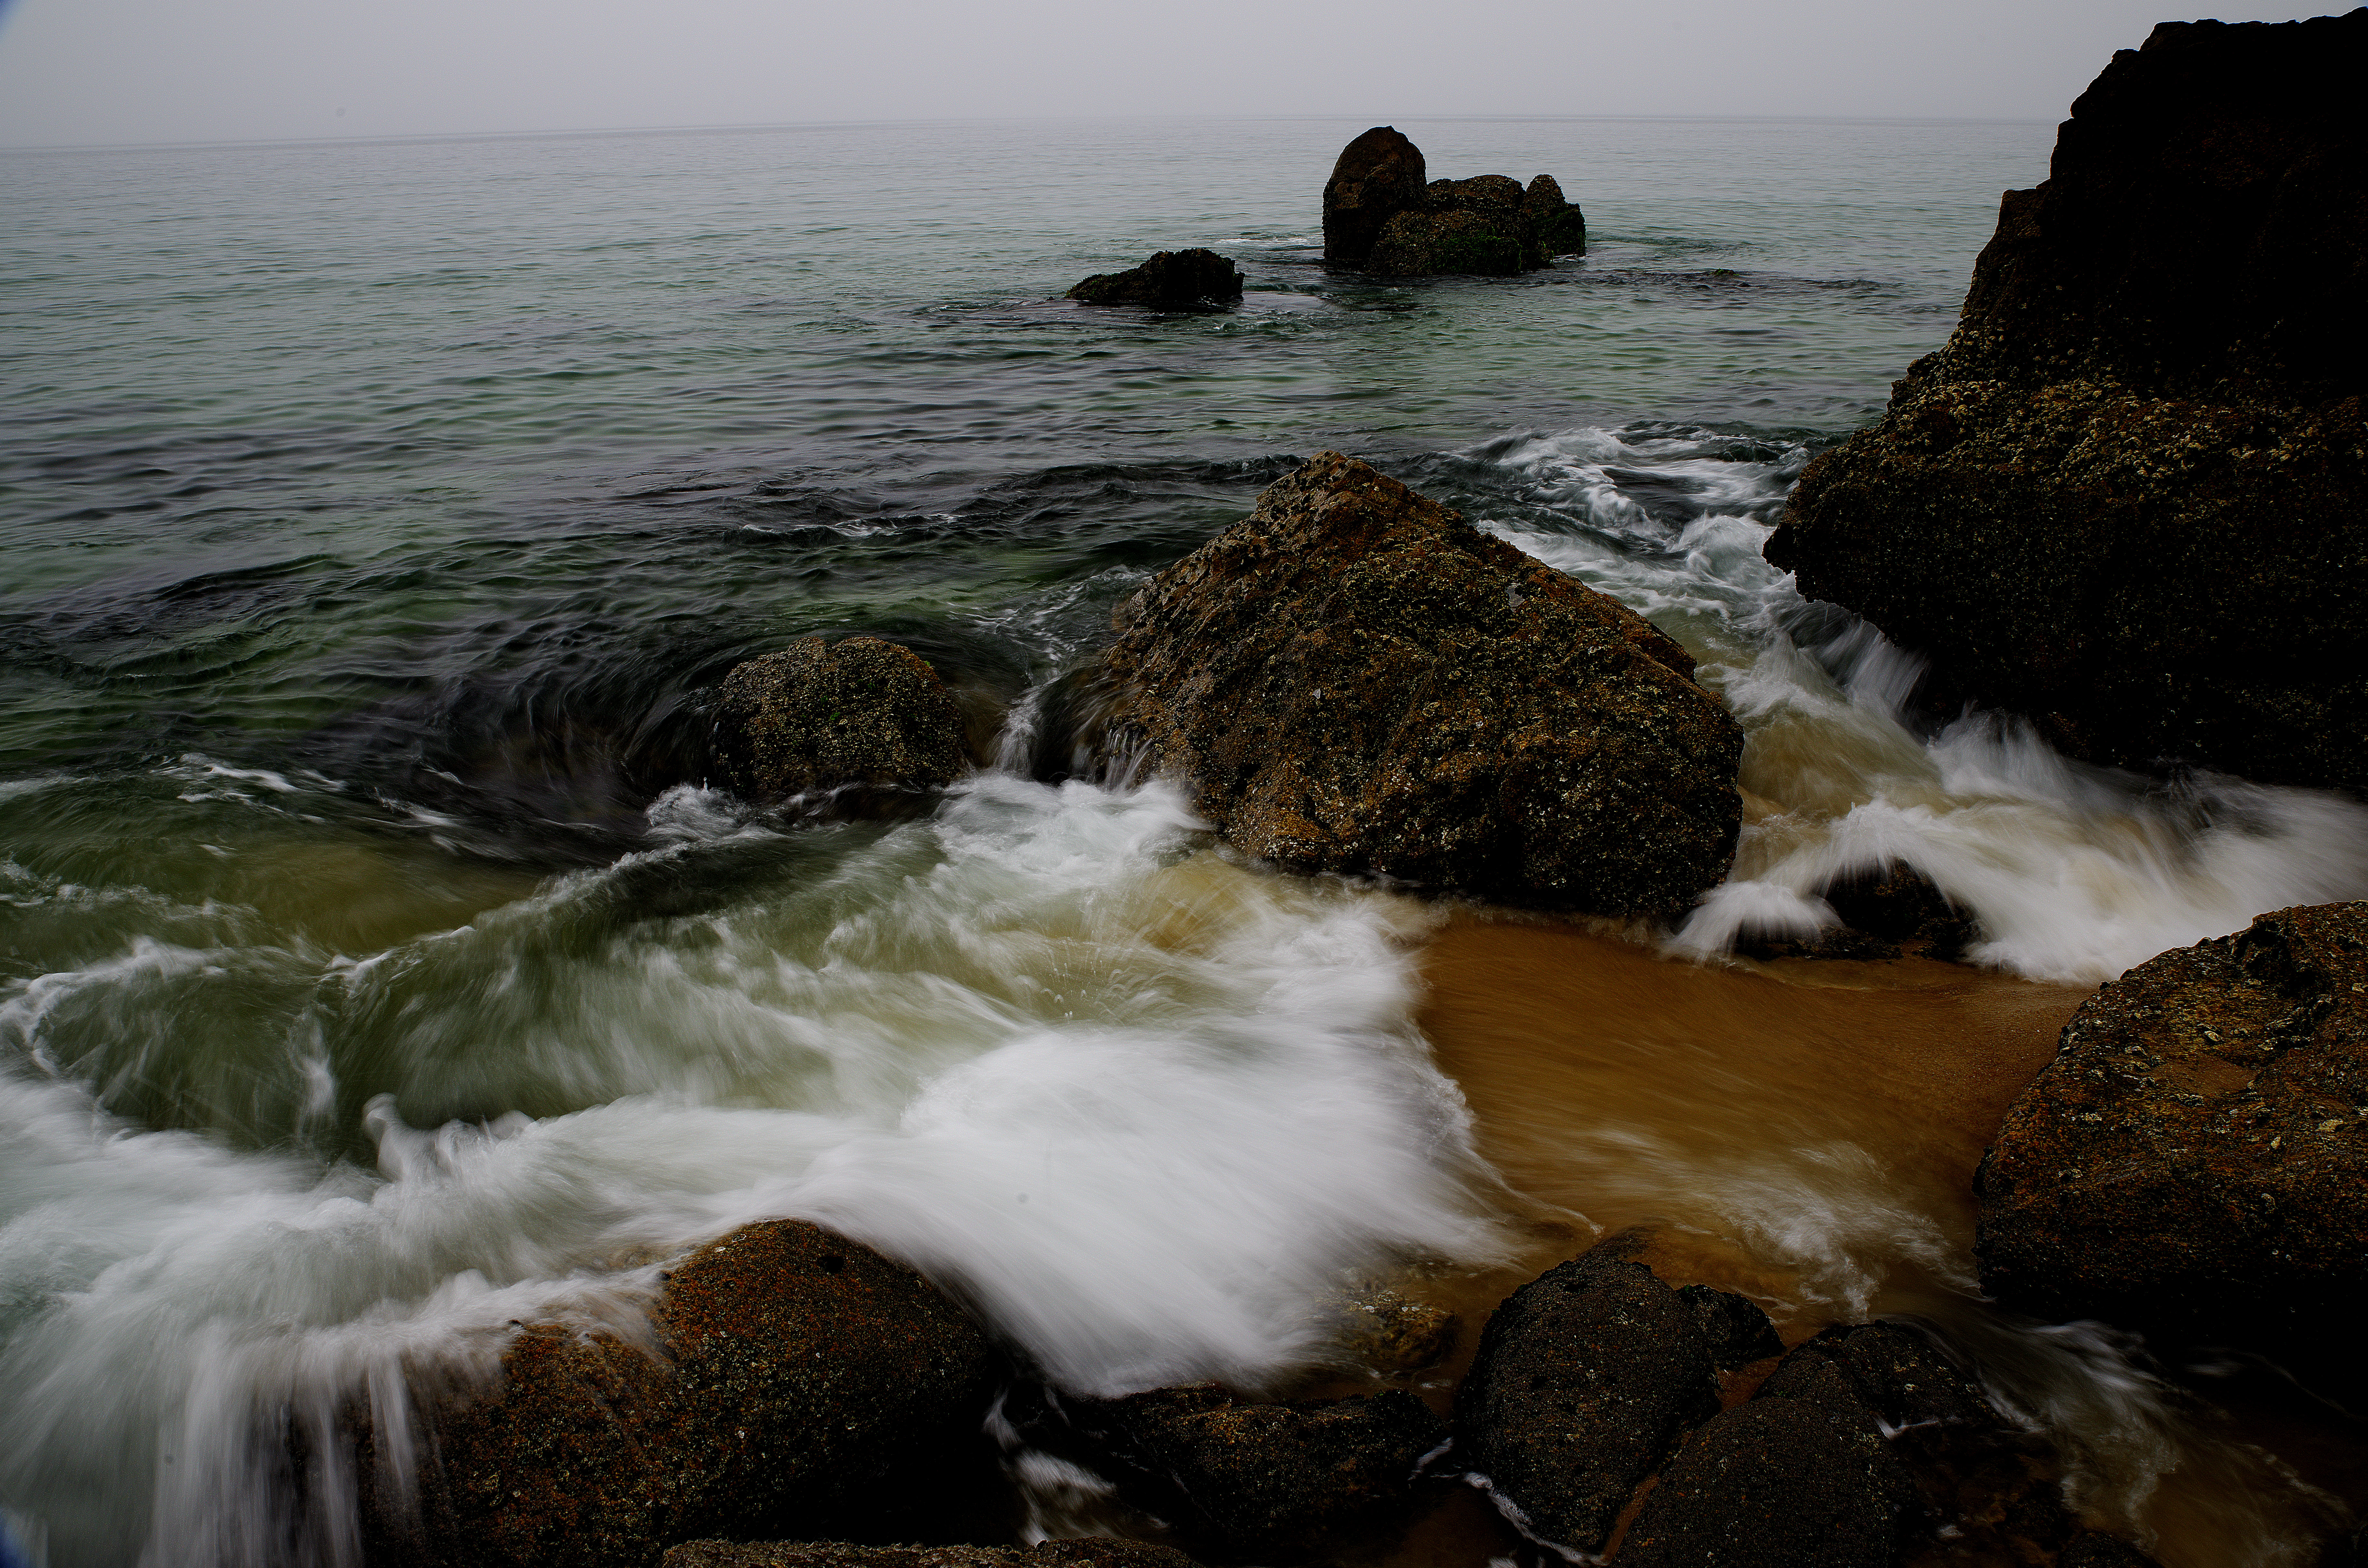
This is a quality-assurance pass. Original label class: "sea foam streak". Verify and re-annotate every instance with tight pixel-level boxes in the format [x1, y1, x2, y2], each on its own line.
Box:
[0, 774, 1497, 1567]
[1468, 426, 2368, 982]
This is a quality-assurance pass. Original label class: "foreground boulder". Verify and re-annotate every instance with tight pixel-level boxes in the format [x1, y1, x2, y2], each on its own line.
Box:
[1453, 1245, 1769, 1555]
[1099, 452, 1743, 916]
[1036, 1384, 1445, 1563]
[1067, 249, 1244, 309]
[1321, 129, 1584, 274]
[1767, 13, 2368, 789]
[1976, 902, 2368, 1376]
[360, 1221, 1000, 1567]
[713, 637, 967, 806]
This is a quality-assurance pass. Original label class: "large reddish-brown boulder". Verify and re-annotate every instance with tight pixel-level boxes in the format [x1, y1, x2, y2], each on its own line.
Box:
[1976, 903, 2368, 1374]
[361, 1221, 1000, 1567]
[1320, 127, 1429, 266]
[1098, 452, 1742, 917]
[1766, 12, 2368, 788]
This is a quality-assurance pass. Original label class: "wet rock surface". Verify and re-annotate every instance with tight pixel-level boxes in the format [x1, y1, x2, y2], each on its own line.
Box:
[1322, 129, 1583, 274]
[1099, 451, 1743, 917]
[1976, 901, 2368, 1374]
[712, 637, 968, 806]
[1067, 250, 1244, 310]
[1767, 12, 2368, 789]
[1037, 1383, 1446, 1564]
[360, 1220, 1001, 1568]
[1451, 1245, 1738, 1554]
[663, 1545, 1199, 1568]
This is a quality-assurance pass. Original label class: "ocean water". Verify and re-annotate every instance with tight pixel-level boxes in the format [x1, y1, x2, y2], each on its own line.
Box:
[5, 116, 2367, 1566]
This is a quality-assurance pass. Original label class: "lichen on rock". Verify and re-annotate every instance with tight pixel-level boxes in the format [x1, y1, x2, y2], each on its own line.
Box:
[1099, 451, 1742, 917]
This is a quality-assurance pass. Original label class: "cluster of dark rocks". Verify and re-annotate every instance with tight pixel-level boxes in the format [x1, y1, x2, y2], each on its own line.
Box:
[356, 1223, 2165, 1568]
[1322, 126, 1586, 275]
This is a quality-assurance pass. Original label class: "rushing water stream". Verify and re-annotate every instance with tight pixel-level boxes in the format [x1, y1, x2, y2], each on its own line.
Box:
[5, 116, 2367, 1566]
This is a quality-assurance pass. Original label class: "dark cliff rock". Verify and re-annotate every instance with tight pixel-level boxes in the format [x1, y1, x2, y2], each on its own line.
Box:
[1451, 1245, 1756, 1554]
[1099, 451, 1742, 917]
[663, 1546, 1199, 1568]
[1067, 250, 1244, 310]
[360, 1220, 1000, 1568]
[1322, 127, 1429, 267]
[1976, 901, 2368, 1379]
[1321, 129, 1583, 275]
[712, 637, 968, 807]
[1766, 11, 2368, 790]
[1039, 1384, 1446, 1563]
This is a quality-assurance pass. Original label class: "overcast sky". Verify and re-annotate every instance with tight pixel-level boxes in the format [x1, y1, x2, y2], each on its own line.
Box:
[0, 0, 2343, 147]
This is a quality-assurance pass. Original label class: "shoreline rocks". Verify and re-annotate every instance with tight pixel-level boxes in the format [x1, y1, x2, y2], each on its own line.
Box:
[711, 637, 968, 809]
[1976, 901, 2368, 1383]
[1322, 128, 1585, 275]
[1098, 451, 1743, 917]
[1067, 250, 1244, 310]
[360, 1221, 1001, 1567]
[1767, 12, 2368, 789]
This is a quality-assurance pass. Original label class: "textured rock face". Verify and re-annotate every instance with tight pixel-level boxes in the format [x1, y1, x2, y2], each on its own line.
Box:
[1101, 452, 1743, 917]
[362, 1220, 1000, 1568]
[1976, 902, 2368, 1367]
[1322, 130, 1583, 274]
[1321, 127, 1429, 266]
[1766, 12, 2368, 789]
[713, 637, 967, 805]
[1067, 249, 1244, 309]
[1451, 1250, 1742, 1554]
[1048, 1384, 1445, 1563]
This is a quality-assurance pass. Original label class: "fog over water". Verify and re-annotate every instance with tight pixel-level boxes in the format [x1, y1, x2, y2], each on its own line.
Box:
[0, 0, 2346, 146]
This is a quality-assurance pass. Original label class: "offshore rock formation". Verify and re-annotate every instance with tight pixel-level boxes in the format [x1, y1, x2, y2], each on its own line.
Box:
[1067, 249, 1244, 310]
[1321, 128, 1585, 275]
[1976, 902, 2368, 1378]
[1099, 452, 1743, 917]
[713, 636, 968, 806]
[1766, 11, 2368, 790]
[360, 1221, 1000, 1568]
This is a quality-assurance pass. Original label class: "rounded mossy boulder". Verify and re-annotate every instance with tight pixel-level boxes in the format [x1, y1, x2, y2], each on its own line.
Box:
[711, 636, 967, 806]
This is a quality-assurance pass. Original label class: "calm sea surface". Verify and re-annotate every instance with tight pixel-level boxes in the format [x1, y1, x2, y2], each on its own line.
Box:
[6, 117, 2364, 1566]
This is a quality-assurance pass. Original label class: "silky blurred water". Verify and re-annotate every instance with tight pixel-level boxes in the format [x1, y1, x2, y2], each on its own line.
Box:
[6, 116, 2367, 1566]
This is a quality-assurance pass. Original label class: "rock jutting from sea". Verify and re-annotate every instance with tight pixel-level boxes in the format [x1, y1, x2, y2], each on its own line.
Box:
[1321, 126, 1587, 275]
[709, 636, 970, 812]
[1766, 10, 2368, 791]
[1095, 451, 1744, 918]
[1067, 249, 1245, 310]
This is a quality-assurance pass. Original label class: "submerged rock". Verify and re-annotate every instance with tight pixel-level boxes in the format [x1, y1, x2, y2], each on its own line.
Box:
[1044, 1384, 1446, 1563]
[1451, 1244, 1756, 1555]
[1321, 129, 1582, 274]
[664, 1546, 1199, 1568]
[712, 636, 967, 806]
[1099, 452, 1743, 916]
[361, 1220, 1000, 1568]
[1067, 249, 1244, 310]
[1976, 901, 2368, 1376]
[1767, 13, 2368, 789]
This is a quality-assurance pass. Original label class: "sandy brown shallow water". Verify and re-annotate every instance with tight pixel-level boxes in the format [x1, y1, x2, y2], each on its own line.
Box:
[1394, 914, 2368, 1568]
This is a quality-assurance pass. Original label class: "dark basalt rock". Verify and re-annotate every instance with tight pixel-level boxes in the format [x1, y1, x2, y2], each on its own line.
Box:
[1766, 12, 2368, 789]
[1975, 901, 2368, 1379]
[712, 637, 967, 807]
[360, 1220, 1000, 1568]
[1045, 1384, 1446, 1563]
[664, 1545, 1200, 1568]
[1677, 1283, 1785, 1371]
[1067, 249, 1244, 310]
[1099, 452, 1743, 917]
[2060, 1532, 2168, 1568]
[1451, 1246, 1747, 1554]
[1321, 129, 1582, 274]
[1322, 127, 1429, 266]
